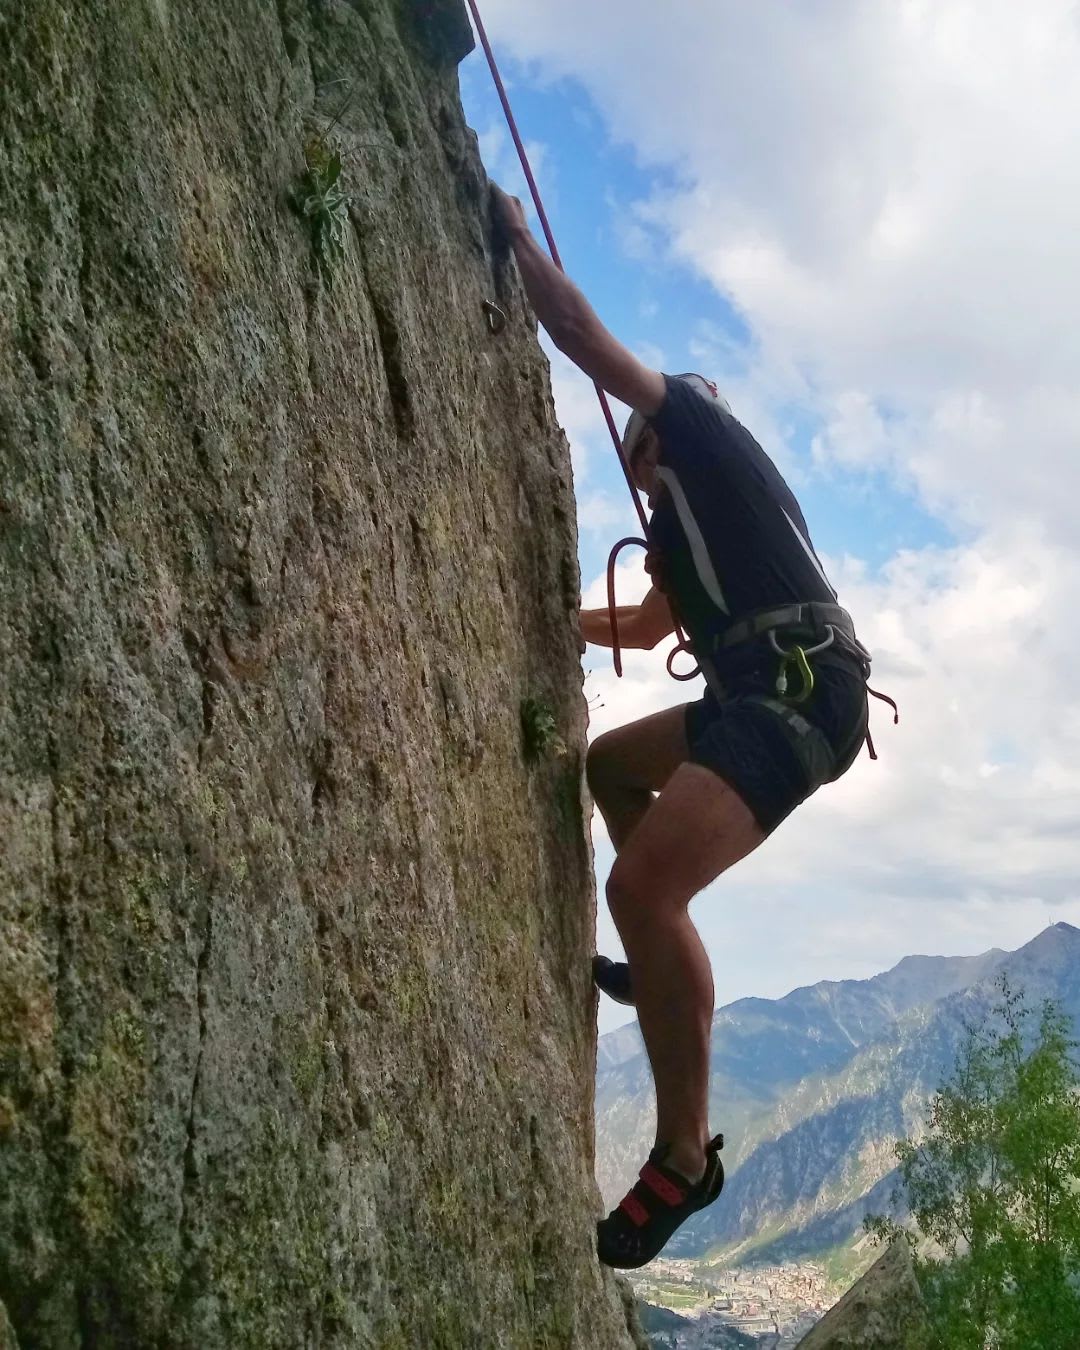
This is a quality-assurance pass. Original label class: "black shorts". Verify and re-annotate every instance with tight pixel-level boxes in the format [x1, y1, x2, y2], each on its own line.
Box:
[685, 661, 868, 834]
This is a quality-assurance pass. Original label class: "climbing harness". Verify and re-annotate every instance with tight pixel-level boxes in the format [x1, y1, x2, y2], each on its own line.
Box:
[726, 603, 841, 704]
[467, 1, 897, 757]
[705, 601, 899, 760]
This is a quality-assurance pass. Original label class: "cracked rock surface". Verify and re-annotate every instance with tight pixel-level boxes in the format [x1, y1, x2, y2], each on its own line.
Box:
[0, 1, 636, 1345]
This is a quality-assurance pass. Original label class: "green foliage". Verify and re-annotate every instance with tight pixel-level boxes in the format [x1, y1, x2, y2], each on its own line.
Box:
[520, 697, 566, 762]
[867, 977, 1080, 1349]
[291, 136, 351, 286]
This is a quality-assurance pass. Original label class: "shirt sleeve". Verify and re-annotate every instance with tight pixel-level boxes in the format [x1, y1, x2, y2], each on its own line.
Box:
[648, 373, 734, 477]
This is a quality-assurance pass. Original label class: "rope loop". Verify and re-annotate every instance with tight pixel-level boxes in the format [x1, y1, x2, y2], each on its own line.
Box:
[666, 641, 700, 682]
[606, 536, 649, 677]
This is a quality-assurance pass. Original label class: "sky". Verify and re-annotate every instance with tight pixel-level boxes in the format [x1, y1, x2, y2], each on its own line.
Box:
[458, 0, 1080, 1037]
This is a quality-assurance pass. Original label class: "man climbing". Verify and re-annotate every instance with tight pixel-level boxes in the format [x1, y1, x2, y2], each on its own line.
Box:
[493, 185, 873, 1270]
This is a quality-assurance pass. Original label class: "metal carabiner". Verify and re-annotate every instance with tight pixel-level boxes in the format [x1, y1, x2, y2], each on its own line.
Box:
[482, 299, 506, 334]
[769, 625, 834, 703]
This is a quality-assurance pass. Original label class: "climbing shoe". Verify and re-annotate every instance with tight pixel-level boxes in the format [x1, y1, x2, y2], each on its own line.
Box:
[596, 1135, 725, 1270]
[592, 954, 634, 1007]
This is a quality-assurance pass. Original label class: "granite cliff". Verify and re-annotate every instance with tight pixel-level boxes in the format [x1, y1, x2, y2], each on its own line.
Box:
[0, 1, 638, 1345]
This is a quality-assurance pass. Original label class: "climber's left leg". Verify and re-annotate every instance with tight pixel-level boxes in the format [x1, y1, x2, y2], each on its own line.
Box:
[605, 761, 764, 1179]
[586, 703, 691, 850]
[596, 761, 765, 1268]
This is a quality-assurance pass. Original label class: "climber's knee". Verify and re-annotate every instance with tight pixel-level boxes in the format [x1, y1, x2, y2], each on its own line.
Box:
[586, 705, 692, 804]
[586, 731, 618, 799]
[605, 861, 655, 935]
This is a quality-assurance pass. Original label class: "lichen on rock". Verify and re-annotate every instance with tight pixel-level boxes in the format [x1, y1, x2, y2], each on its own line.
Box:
[0, 0, 637, 1344]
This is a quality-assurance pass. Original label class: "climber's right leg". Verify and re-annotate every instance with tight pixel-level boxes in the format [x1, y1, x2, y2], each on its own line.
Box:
[607, 763, 763, 1167]
[586, 703, 691, 1008]
[585, 703, 691, 850]
[595, 762, 763, 1268]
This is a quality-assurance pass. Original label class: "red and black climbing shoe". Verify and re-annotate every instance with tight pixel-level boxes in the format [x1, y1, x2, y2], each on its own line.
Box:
[592, 955, 635, 1007]
[597, 1135, 725, 1269]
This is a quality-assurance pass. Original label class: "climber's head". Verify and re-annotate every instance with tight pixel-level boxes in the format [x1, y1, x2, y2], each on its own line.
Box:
[626, 425, 661, 494]
[622, 373, 730, 495]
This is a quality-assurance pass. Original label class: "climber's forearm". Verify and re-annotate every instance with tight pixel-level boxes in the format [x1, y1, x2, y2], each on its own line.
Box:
[506, 226, 599, 358]
[493, 184, 665, 413]
[581, 589, 676, 650]
[580, 606, 640, 648]
[506, 226, 663, 411]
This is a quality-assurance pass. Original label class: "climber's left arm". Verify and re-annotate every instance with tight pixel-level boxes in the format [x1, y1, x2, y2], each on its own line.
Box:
[493, 185, 665, 418]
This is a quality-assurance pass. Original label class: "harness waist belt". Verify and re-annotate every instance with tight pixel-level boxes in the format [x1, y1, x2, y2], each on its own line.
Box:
[720, 603, 857, 650]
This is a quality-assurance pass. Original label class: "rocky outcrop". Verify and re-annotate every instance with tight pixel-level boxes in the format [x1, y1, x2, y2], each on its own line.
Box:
[0, 1, 635, 1345]
[796, 1242, 927, 1349]
[0, 1301, 17, 1350]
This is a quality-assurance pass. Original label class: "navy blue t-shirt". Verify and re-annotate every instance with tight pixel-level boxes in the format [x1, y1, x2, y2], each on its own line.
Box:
[648, 374, 837, 662]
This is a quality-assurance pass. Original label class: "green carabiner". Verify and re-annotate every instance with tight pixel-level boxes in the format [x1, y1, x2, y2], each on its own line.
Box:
[776, 644, 815, 704]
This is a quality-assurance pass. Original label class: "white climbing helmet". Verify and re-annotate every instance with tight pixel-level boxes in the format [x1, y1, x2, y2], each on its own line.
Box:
[621, 373, 731, 461]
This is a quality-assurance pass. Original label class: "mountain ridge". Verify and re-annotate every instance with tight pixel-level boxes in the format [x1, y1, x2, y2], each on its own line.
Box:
[596, 923, 1080, 1270]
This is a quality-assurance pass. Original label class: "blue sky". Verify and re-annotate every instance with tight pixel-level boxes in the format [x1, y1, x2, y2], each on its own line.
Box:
[457, 3, 1080, 1037]
[459, 59, 955, 585]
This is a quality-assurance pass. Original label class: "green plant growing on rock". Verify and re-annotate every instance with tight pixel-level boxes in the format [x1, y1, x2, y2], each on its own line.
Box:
[521, 697, 566, 762]
[292, 136, 351, 286]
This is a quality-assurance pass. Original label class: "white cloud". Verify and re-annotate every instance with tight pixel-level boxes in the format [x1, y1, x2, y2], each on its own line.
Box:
[542, 338, 606, 483]
[585, 523, 1080, 1032]
[576, 490, 628, 535]
[473, 0, 1080, 538]
[470, 0, 1080, 994]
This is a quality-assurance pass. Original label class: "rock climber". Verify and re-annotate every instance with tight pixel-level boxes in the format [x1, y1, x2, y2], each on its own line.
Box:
[493, 184, 874, 1270]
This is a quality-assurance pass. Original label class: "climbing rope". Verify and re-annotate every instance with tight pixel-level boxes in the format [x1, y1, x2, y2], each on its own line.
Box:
[468, 3, 896, 758]
[466, 0, 672, 679]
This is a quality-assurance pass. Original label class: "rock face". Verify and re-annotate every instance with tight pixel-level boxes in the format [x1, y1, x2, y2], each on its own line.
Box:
[0, 1, 635, 1345]
[796, 1242, 927, 1349]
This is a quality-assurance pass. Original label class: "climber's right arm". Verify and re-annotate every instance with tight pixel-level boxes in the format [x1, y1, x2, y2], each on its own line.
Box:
[493, 186, 665, 417]
[580, 587, 676, 650]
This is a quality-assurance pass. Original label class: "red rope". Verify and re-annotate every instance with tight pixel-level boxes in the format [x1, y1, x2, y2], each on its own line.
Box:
[605, 536, 647, 677]
[465, 0, 649, 549]
[465, 0, 702, 684]
[465, 9, 893, 754]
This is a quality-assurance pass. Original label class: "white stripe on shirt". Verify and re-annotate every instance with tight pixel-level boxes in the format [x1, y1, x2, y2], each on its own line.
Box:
[656, 466, 730, 615]
[781, 507, 837, 599]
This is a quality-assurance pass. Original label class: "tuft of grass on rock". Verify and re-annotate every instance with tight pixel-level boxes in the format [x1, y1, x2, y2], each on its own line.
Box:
[291, 136, 351, 287]
[521, 697, 566, 763]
